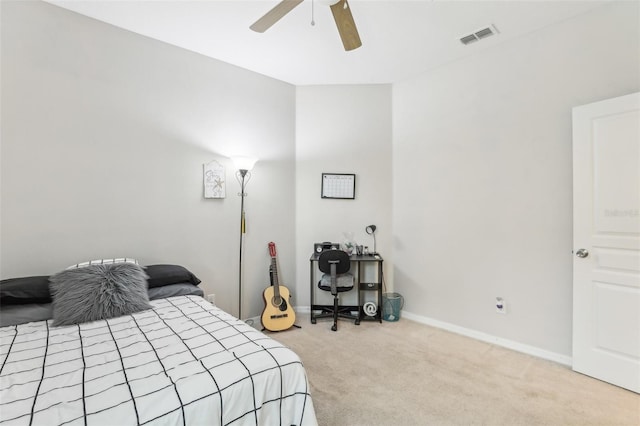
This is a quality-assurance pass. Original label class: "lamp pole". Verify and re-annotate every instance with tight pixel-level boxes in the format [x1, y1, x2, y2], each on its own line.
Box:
[232, 156, 257, 321]
[237, 169, 248, 320]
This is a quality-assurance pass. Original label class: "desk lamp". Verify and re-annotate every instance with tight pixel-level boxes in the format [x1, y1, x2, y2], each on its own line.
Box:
[365, 225, 377, 254]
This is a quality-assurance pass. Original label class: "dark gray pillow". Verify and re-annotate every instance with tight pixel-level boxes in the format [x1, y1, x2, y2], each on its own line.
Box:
[49, 263, 151, 326]
[0, 303, 53, 327]
[148, 283, 204, 300]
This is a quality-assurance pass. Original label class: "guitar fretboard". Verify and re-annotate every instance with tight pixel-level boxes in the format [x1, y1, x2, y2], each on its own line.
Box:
[270, 256, 281, 299]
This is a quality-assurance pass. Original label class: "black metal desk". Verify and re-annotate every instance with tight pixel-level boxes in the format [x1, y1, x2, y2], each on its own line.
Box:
[309, 253, 384, 325]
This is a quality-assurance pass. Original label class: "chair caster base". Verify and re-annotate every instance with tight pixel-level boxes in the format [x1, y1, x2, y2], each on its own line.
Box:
[331, 324, 337, 331]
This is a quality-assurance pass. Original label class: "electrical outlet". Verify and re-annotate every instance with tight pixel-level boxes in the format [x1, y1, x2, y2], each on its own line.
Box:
[496, 297, 506, 314]
[206, 294, 216, 305]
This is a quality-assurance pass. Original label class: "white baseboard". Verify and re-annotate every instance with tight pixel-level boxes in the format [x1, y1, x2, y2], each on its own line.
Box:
[295, 306, 311, 314]
[295, 305, 571, 366]
[401, 310, 572, 366]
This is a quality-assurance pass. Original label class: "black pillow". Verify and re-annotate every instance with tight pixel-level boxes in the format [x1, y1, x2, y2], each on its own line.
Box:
[0, 276, 51, 305]
[144, 264, 201, 289]
[0, 265, 201, 305]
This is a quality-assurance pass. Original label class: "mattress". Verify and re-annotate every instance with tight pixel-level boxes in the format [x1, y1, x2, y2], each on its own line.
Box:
[0, 295, 317, 425]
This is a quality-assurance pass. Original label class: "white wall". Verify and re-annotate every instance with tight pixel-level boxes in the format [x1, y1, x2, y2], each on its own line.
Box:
[3, 0, 638, 360]
[392, 1, 640, 356]
[0, 1, 296, 318]
[295, 85, 392, 308]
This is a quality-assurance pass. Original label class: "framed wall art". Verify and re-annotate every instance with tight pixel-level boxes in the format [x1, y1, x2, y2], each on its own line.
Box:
[204, 160, 226, 199]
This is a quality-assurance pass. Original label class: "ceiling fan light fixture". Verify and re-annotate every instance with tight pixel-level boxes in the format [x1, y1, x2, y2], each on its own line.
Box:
[250, 0, 361, 51]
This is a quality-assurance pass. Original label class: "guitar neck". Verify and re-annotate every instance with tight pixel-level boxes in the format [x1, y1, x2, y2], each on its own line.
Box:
[270, 257, 281, 298]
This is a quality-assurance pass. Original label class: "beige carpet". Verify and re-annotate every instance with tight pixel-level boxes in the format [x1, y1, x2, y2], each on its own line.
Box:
[268, 315, 640, 426]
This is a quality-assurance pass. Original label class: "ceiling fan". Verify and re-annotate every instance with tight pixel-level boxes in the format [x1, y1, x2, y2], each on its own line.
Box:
[250, 0, 362, 51]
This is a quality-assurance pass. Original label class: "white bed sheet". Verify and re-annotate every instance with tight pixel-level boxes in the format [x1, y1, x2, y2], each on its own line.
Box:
[0, 295, 317, 425]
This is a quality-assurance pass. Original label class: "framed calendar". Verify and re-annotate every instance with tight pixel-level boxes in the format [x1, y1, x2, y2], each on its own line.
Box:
[321, 173, 356, 199]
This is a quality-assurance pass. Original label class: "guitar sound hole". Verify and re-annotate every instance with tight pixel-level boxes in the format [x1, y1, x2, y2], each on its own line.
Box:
[272, 296, 287, 311]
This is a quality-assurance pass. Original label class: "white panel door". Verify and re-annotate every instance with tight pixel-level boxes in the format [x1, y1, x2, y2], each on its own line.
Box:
[572, 92, 640, 393]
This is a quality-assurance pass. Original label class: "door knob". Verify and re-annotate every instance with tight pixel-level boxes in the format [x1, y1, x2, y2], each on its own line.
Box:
[576, 248, 589, 258]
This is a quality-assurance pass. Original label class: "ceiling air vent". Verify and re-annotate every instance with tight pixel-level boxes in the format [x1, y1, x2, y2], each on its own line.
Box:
[459, 24, 499, 45]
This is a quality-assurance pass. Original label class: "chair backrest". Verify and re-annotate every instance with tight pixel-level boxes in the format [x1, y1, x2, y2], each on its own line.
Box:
[318, 250, 351, 275]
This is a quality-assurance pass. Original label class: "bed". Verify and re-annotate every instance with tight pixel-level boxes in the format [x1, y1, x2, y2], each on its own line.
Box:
[0, 261, 317, 425]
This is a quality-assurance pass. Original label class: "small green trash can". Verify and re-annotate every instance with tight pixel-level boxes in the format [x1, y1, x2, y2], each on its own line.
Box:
[382, 292, 404, 322]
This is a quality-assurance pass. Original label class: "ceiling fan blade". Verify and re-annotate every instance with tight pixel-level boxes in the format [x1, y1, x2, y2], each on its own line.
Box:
[330, 0, 362, 51]
[250, 0, 304, 33]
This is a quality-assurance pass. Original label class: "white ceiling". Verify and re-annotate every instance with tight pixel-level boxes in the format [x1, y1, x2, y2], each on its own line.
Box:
[45, 0, 610, 85]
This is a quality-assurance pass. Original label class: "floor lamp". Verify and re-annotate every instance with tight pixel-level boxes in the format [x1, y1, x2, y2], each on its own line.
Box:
[232, 156, 258, 320]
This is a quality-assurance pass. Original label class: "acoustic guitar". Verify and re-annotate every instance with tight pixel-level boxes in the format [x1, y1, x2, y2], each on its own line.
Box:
[261, 242, 296, 331]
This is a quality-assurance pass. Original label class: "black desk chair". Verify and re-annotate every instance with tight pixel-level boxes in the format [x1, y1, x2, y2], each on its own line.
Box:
[313, 249, 358, 331]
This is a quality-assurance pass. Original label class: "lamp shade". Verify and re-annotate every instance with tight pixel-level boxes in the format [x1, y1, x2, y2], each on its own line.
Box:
[366, 225, 377, 234]
[231, 156, 258, 171]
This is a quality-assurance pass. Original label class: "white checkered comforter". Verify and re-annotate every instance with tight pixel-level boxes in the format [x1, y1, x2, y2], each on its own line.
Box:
[0, 296, 316, 425]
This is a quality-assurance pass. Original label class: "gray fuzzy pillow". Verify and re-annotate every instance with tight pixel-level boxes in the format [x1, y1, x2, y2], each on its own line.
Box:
[49, 263, 151, 326]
